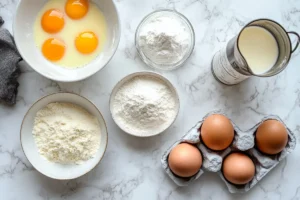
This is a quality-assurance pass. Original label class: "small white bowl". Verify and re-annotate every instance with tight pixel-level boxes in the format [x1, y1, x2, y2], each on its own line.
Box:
[109, 72, 180, 137]
[20, 93, 108, 180]
[13, 0, 120, 82]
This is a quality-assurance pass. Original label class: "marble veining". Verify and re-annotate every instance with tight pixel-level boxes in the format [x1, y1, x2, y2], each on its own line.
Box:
[1, 0, 300, 199]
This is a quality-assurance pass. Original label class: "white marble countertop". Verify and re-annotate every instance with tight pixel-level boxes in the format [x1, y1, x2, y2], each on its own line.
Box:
[1, 0, 300, 199]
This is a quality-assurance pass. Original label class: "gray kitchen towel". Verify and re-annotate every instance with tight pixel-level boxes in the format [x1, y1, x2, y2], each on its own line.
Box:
[0, 17, 22, 105]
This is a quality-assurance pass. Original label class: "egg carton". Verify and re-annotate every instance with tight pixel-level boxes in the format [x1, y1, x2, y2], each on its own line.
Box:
[161, 111, 296, 193]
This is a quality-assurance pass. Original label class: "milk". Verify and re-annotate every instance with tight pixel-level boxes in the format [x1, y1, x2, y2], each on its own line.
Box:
[238, 26, 279, 75]
[212, 19, 297, 85]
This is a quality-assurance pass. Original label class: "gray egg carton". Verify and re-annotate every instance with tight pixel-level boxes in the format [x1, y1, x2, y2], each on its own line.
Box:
[161, 111, 296, 193]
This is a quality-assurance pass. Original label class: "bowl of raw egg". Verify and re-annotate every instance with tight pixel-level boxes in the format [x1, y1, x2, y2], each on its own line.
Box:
[14, 0, 120, 82]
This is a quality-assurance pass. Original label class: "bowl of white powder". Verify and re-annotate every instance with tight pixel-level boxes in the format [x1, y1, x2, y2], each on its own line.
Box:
[110, 72, 180, 137]
[20, 93, 108, 180]
[135, 9, 195, 71]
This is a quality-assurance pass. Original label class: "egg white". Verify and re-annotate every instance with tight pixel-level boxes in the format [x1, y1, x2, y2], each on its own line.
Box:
[34, 0, 107, 68]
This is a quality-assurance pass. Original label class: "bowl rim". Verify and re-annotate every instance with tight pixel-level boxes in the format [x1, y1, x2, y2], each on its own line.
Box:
[135, 9, 195, 71]
[109, 71, 180, 137]
[20, 92, 108, 180]
[13, 0, 121, 82]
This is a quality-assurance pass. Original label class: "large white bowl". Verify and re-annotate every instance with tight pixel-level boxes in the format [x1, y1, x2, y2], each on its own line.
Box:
[20, 93, 108, 180]
[13, 0, 120, 82]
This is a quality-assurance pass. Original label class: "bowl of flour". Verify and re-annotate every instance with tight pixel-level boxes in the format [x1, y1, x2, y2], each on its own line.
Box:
[20, 93, 108, 180]
[110, 72, 180, 137]
[135, 9, 195, 70]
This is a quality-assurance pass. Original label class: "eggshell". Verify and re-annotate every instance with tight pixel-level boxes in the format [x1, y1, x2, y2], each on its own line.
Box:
[168, 143, 202, 178]
[200, 114, 234, 151]
[222, 153, 255, 185]
[255, 120, 288, 155]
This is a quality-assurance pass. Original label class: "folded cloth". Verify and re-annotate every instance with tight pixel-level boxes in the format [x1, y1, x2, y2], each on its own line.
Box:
[0, 17, 22, 105]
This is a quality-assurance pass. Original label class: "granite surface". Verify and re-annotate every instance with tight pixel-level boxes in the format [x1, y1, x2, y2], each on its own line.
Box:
[1, 0, 300, 199]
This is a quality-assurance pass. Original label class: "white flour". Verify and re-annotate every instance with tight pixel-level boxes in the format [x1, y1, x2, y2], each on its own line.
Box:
[138, 13, 191, 66]
[32, 103, 101, 164]
[111, 76, 178, 136]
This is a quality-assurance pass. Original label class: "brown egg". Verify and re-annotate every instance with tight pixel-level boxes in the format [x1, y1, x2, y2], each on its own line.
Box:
[200, 114, 234, 151]
[168, 143, 202, 177]
[222, 153, 255, 185]
[255, 120, 288, 155]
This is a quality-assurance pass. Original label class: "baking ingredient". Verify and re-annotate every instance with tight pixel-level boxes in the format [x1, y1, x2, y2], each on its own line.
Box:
[168, 143, 202, 177]
[255, 120, 288, 155]
[238, 26, 279, 74]
[111, 75, 178, 136]
[200, 114, 234, 151]
[222, 153, 255, 185]
[138, 12, 192, 66]
[42, 38, 66, 61]
[34, 0, 107, 68]
[65, 0, 89, 19]
[41, 9, 65, 33]
[75, 31, 99, 54]
[32, 102, 101, 164]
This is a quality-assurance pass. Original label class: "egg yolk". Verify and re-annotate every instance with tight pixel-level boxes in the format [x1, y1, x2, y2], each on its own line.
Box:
[42, 38, 65, 61]
[41, 9, 64, 33]
[75, 32, 98, 54]
[65, 0, 89, 19]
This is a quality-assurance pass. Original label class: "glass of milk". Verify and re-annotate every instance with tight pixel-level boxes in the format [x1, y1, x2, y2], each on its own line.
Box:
[212, 19, 300, 85]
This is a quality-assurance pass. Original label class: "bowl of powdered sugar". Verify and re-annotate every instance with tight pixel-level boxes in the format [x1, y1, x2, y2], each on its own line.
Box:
[135, 9, 195, 70]
[20, 93, 108, 180]
[110, 72, 180, 137]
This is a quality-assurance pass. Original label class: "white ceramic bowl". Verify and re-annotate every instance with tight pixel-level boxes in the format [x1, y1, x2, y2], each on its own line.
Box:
[20, 93, 108, 180]
[109, 72, 180, 137]
[13, 0, 120, 82]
